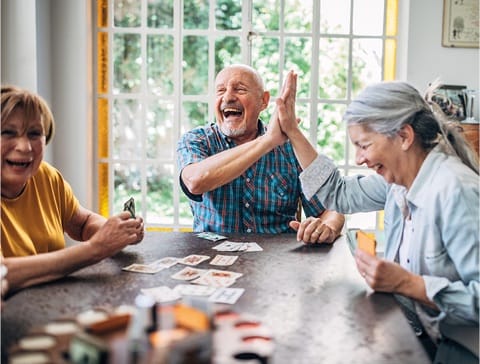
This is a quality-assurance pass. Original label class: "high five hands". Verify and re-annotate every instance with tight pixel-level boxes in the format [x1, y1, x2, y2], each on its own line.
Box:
[266, 70, 300, 146]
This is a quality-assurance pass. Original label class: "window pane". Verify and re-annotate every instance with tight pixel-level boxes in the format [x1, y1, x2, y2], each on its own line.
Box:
[215, 36, 242, 75]
[112, 98, 142, 159]
[146, 100, 174, 159]
[216, 0, 241, 30]
[147, 0, 174, 28]
[114, 0, 141, 27]
[252, 0, 279, 31]
[147, 35, 174, 95]
[252, 37, 280, 97]
[113, 163, 142, 212]
[296, 102, 310, 136]
[353, 0, 384, 36]
[182, 101, 209, 132]
[285, 0, 312, 32]
[184, 0, 209, 29]
[345, 168, 378, 230]
[317, 103, 346, 163]
[183, 36, 208, 95]
[113, 33, 142, 93]
[352, 38, 383, 96]
[318, 38, 349, 99]
[285, 37, 312, 98]
[320, 0, 350, 34]
[146, 164, 174, 224]
[179, 193, 194, 226]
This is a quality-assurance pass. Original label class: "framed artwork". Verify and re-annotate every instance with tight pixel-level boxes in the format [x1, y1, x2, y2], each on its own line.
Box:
[431, 84, 468, 121]
[442, 0, 480, 48]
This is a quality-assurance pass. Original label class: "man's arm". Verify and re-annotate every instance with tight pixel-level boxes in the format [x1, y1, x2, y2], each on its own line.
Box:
[181, 134, 278, 195]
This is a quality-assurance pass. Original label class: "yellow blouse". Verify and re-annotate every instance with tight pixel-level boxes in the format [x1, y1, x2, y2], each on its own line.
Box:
[1, 162, 79, 257]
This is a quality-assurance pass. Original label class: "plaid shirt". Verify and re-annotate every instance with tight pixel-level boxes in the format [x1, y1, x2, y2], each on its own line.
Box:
[176, 121, 326, 233]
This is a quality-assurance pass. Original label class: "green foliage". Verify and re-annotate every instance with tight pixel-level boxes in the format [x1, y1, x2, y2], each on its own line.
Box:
[111, 0, 374, 225]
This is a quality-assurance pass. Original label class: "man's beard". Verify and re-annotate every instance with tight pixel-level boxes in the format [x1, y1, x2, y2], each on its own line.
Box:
[220, 122, 247, 138]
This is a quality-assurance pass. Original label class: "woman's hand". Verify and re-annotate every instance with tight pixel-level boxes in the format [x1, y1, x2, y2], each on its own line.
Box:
[355, 249, 408, 292]
[354, 249, 437, 309]
[88, 212, 145, 259]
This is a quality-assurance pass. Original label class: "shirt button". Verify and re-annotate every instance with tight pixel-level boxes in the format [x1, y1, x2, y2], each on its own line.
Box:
[407, 259, 410, 263]
[246, 228, 252, 233]
[245, 202, 250, 208]
[246, 178, 250, 182]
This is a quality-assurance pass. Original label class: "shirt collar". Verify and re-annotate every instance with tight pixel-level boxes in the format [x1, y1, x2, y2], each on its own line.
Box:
[406, 146, 445, 209]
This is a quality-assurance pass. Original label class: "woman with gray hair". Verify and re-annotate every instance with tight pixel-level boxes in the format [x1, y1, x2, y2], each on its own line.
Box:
[272, 72, 479, 364]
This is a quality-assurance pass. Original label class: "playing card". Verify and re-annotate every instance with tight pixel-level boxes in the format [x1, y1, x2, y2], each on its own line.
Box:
[149, 257, 179, 269]
[191, 269, 242, 288]
[123, 197, 135, 218]
[173, 284, 217, 297]
[210, 255, 238, 266]
[243, 242, 263, 252]
[196, 232, 228, 242]
[356, 230, 377, 256]
[122, 263, 162, 274]
[141, 286, 181, 303]
[212, 241, 248, 252]
[179, 254, 210, 266]
[208, 288, 245, 304]
[171, 267, 207, 281]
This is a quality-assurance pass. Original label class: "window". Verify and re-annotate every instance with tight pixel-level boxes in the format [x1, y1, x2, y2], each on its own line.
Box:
[94, 0, 398, 231]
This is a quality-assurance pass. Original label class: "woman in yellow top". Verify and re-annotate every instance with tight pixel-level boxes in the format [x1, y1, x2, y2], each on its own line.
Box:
[1, 85, 144, 294]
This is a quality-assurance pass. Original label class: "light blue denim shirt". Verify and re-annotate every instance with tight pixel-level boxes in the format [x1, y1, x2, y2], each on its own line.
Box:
[300, 146, 479, 350]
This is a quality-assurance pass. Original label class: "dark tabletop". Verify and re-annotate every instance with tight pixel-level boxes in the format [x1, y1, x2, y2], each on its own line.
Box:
[1, 232, 431, 363]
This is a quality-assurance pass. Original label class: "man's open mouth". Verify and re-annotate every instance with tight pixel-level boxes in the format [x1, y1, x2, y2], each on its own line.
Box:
[222, 107, 243, 118]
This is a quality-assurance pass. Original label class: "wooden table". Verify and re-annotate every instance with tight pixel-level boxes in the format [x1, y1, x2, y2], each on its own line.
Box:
[1, 232, 431, 363]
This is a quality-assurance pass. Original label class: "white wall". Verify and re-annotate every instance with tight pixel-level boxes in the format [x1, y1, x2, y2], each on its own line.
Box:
[1, 0, 92, 208]
[406, 0, 479, 91]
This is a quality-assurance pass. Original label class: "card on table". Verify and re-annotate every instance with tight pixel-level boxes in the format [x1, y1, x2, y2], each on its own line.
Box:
[173, 284, 217, 297]
[179, 254, 210, 266]
[210, 255, 238, 266]
[141, 286, 181, 303]
[171, 267, 207, 281]
[191, 269, 242, 288]
[212, 241, 248, 252]
[208, 288, 245, 305]
[149, 257, 179, 269]
[122, 263, 163, 274]
[212, 241, 263, 252]
[196, 232, 228, 242]
[356, 230, 377, 256]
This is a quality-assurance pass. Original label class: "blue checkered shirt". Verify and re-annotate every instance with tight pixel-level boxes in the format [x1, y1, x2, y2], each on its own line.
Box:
[176, 121, 327, 233]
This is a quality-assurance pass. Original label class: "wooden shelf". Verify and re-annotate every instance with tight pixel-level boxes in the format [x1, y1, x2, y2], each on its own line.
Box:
[460, 122, 480, 157]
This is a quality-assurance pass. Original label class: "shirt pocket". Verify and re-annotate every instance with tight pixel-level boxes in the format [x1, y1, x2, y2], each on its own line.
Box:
[424, 249, 459, 279]
[268, 172, 298, 206]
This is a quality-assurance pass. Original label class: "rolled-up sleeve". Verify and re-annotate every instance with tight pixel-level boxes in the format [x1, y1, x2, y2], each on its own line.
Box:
[299, 154, 387, 214]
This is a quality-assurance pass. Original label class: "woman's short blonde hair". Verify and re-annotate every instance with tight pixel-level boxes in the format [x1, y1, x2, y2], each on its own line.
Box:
[1, 85, 55, 144]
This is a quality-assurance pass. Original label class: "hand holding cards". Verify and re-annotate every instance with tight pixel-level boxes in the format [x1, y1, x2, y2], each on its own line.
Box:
[123, 197, 135, 218]
[356, 230, 377, 256]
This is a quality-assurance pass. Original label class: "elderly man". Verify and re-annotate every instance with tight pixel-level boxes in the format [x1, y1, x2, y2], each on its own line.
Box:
[176, 64, 344, 243]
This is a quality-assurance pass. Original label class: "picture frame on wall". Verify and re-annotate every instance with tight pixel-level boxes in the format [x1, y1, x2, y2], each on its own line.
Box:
[431, 84, 468, 121]
[442, 0, 480, 48]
